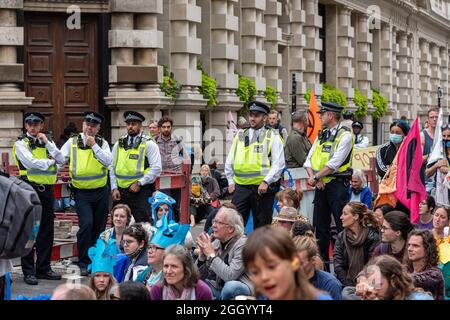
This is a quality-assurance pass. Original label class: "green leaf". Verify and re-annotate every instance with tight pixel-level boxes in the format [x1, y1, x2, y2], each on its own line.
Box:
[371, 89, 388, 120]
[353, 89, 368, 118]
[264, 85, 278, 109]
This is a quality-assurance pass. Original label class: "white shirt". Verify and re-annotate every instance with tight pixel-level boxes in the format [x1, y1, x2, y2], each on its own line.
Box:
[58, 133, 112, 167]
[225, 126, 285, 185]
[109, 135, 162, 189]
[14, 133, 64, 170]
[354, 135, 370, 149]
[304, 123, 353, 173]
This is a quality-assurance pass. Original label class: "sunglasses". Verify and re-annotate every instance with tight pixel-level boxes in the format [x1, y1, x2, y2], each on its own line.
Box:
[441, 123, 450, 130]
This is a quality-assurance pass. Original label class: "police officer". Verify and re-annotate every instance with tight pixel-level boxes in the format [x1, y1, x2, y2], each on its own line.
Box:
[13, 112, 63, 285]
[225, 101, 285, 229]
[352, 121, 370, 149]
[304, 102, 354, 267]
[58, 111, 112, 276]
[110, 111, 162, 223]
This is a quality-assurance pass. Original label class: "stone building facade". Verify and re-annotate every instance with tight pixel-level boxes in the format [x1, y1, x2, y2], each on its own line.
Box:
[0, 0, 449, 166]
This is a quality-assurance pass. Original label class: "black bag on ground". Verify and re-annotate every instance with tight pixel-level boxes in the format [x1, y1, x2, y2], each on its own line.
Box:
[0, 175, 42, 259]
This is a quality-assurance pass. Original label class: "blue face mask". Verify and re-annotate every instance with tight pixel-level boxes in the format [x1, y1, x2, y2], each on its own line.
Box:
[390, 133, 403, 144]
[444, 140, 450, 148]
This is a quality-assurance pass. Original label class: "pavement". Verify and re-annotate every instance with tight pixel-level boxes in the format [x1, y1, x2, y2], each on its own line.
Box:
[9, 220, 206, 299]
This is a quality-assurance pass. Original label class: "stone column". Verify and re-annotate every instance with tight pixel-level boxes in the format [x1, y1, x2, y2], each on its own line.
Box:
[379, 23, 392, 104]
[336, 7, 354, 107]
[0, 0, 33, 160]
[240, 0, 266, 97]
[264, 0, 282, 93]
[430, 43, 441, 108]
[169, 0, 206, 150]
[199, 0, 241, 167]
[390, 28, 399, 117]
[289, 0, 306, 108]
[419, 39, 432, 111]
[106, 0, 167, 142]
[396, 32, 413, 119]
[440, 47, 448, 109]
[303, 0, 322, 98]
[355, 14, 372, 100]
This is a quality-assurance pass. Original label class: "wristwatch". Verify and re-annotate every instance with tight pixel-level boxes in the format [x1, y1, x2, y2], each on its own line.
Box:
[312, 175, 319, 181]
[137, 181, 142, 187]
[207, 253, 216, 262]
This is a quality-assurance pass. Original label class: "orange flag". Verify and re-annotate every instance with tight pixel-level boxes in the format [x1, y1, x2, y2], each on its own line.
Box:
[306, 90, 322, 144]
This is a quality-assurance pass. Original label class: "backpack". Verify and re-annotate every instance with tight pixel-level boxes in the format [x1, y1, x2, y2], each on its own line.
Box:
[0, 175, 42, 259]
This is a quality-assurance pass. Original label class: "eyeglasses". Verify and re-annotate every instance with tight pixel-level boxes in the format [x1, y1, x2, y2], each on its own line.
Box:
[148, 245, 164, 252]
[121, 239, 136, 247]
[380, 225, 392, 231]
[109, 294, 121, 300]
[419, 201, 427, 206]
[212, 219, 230, 227]
[441, 123, 450, 130]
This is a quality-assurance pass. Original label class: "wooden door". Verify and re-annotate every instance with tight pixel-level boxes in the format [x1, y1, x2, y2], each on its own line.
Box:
[24, 12, 98, 142]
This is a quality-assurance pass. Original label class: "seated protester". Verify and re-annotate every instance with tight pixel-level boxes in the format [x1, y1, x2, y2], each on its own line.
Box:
[151, 245, 213, 300]
[373, 204, 394, 227]
[348, 169, 372, 209]
[406, 229, 445, 300]
[196, 206, 253, 300]
[51, 284, 96, 300]
[203, 202, 238, 235]
[272, 206, 309, 233]
[333, 202, 380, 287]
[87, 238, 119, 300]
[291, 220, 324, 271]
[190, 164, 220, 227]
[110, 281, 150, 300]
[294, 235, 342, 300]
[149, 191, 194, 248]
[122, 224, 149, 282]
[242, 226, 332, 300]
[137, 219, 190, 289]
[276, 188, 304, 213]
[358, 255, 433, 300]
[417, 196, 436, 230]
[432, 206, 450, 245]
[371, 211, 414, 263]
[99, 204, 132, 252]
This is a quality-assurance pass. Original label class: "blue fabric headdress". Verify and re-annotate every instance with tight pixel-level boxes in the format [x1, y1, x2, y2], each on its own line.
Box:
[150, 214, 190, 248]
[148, 191, 176, 226]
[88, 238, 120, 275]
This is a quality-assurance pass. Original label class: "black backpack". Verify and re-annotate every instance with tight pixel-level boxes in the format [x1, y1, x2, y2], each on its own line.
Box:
[0, 175, 42, 259]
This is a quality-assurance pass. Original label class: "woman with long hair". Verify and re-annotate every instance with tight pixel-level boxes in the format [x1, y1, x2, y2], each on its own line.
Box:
[333, 202, 380, 286]
[371, 210, 414, 263]
[99, 203, 132, 252]
[358, 255, 433, 300]
[242, 226, 331, 300]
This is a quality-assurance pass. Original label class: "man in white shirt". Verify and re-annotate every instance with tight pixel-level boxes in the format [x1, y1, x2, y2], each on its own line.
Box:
[110, 111, 162, 223]
[13, 112, 64, 285]
[352, 121, 370, 149]
[58, 111, 112, 276]
[225, 101, 285, 229]
[304, 102, 354, 267]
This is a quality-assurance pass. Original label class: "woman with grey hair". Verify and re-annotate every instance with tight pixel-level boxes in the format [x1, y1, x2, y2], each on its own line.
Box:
[348, 169, 373, 209]
[150, 245, 213, 300]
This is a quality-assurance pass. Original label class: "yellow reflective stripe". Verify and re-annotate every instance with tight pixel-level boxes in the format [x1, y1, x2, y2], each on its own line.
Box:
[71, 144, 106, 180]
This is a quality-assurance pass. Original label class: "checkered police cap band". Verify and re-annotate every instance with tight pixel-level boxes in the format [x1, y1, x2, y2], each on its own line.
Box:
[25, 113, 43, 122]
[86, 113, 102, 123]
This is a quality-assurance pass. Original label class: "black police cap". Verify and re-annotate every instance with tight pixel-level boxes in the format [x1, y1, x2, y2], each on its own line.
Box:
[317, 102, 344, 114]
[352, 121, 364, 129]
[124, 111, 145, 123]
[84, 111, 104, 124]
[24, 112, 45, 123]
[248, 101, 270, 114]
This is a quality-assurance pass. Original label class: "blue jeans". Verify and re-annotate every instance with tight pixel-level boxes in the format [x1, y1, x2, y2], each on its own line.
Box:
[206, 280, 252, 300]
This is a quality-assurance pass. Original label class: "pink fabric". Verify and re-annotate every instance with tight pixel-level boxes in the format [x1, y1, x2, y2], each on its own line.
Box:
[394, 118, 427, 223]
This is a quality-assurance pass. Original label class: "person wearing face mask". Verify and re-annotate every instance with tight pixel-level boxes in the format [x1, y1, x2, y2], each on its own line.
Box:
[347, 169, 372, 209]
[376, 120, 410, 179]
[121, 224, 149, 282]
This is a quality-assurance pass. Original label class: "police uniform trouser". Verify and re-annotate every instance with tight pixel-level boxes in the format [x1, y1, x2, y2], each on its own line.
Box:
[74, 185, 109, 269]
[232, 182, 279, 230]
[313, 178, 348, 264]
[21, 184, 55, 276]
[113, 183, 155, 223]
